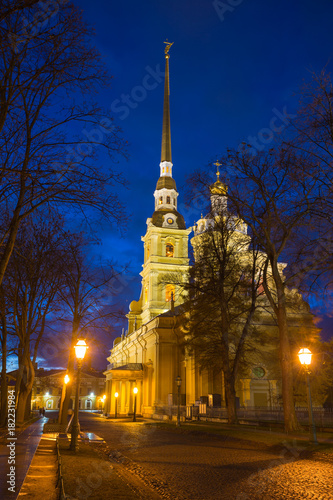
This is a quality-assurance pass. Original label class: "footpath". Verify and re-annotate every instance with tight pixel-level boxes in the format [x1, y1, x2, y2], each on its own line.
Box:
[16, 419, 153, 500]
[0, 416, 48, 500]
[17, 433, 59, 500]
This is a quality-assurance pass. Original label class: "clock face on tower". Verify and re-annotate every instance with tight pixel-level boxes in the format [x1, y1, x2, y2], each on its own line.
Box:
[167, 217, 174, 224]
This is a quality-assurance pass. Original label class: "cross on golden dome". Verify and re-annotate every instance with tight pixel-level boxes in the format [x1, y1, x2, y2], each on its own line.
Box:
[214, 161, 222, 182]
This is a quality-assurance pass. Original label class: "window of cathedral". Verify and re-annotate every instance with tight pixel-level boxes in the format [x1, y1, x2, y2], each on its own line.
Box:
[144, 286, 148, 304]
[166, 195, 170, 204]
[252, 366, 265, 378]
[159, 196, 163, 205]
[166, 243, 174, 257]
[167, 166, 169, 173]
[165, 284, 175, 302]
[147, 244, 150, 259]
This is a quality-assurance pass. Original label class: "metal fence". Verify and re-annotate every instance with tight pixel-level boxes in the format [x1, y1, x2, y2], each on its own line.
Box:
[163, 405, 333, 428]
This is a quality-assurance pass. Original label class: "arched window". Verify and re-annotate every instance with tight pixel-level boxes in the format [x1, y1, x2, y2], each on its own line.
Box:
[146, 244, 150, 259]
[144, 286, 148, 304]
[159, 196, 163, 205]
[166, 195, 170, 204]
[166, 243, 174, 257]
[165, 284, 175, 302]
[166, 166, 169, 173]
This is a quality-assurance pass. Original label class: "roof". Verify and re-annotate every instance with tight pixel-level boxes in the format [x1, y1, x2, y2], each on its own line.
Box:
[159, 304, 183, 317]
[151, 208, 186, 229]
[110, 363, 143, 371]
[155, 176, 177, 191]
[34, 368, 105, 379]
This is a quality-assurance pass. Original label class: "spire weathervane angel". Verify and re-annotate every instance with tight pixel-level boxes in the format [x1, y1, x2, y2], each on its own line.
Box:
[164, 40, 174, 55]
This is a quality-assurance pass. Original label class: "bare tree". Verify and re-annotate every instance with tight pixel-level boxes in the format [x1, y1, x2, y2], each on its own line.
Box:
[282, 69, 333, 295]
[216, 146, 321, 432]
[0, 283, 17, 427]
[1, 211, 65, 424]
[0, 1, 127, 289]
[178, 207, 266, 424]
[56, 233, 123, 425]
[0, 0, 39, 24]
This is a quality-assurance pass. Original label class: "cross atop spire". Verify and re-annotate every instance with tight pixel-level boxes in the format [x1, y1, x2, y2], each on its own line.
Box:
[214, 161, 222, 182]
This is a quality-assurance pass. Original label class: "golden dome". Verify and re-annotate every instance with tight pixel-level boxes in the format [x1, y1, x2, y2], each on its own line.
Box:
[210, 180, 228, 196]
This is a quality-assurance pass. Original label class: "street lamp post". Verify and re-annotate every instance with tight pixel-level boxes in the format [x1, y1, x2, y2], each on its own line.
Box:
[70, 339, 88, 452]
[133, 387, 138, 422]
[176, 376, 182, 427]
[298, 348, 318, 445]
[115, 392, 118, 419]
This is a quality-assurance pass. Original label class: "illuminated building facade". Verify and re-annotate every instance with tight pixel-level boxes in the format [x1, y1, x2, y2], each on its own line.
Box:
[31, 368, 106, 411]
[104, 44, 317, 419]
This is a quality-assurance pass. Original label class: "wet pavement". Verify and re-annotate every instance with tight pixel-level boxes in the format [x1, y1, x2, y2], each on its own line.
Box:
[79, 413, 333, 500]
[2, 412, 333, 499]
[0, 416, 47, 500]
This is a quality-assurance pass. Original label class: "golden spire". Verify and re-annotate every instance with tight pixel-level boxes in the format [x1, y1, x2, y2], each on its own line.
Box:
[211, 161, 228, 195]
[161, 41, 173, 163]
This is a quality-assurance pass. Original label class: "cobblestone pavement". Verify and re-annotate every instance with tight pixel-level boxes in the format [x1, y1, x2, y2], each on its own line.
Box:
[238, 451, 333, 500]
[80, 413, 333, 500]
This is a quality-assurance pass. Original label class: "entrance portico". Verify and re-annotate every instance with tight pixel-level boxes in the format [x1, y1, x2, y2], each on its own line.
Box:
[104, 364, 143, 417]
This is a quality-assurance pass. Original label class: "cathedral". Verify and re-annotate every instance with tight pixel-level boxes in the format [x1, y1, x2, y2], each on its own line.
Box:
[103, 44, 316, 419]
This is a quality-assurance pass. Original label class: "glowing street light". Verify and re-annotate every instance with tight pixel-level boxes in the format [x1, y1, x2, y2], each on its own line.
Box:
[133, 387, 138, 422]
[64, 374, 70, 385]
[70, 339, 88, 452]
[115, 392, 119, 419]
[74, 339, 88, 360]
[298, 348, 318, 445]
[298, 348, 312, 366]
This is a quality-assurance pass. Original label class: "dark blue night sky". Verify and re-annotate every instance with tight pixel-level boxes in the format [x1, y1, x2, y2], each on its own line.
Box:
[72, 0, 333, 347]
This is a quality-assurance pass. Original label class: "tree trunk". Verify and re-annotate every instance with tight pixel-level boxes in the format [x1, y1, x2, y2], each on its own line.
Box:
[0, 322, 8, 427]
[0, 376, 8, 428]
[16, 357, 35, 424]
[0, 289, 8, 427]
[277, 302, 299, 432]
[59, 347, 75, 425]
[59, 307, 81, 425]
[224, 368, 238, 424]
[272, 262, 300, 432]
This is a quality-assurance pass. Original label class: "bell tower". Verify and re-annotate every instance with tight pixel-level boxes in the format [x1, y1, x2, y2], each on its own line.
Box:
[127, 42, 191, 332]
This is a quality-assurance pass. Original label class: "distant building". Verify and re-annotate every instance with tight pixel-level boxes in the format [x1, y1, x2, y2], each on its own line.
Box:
[104, 44, 318, 419]
[32, 368, 106, 411]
